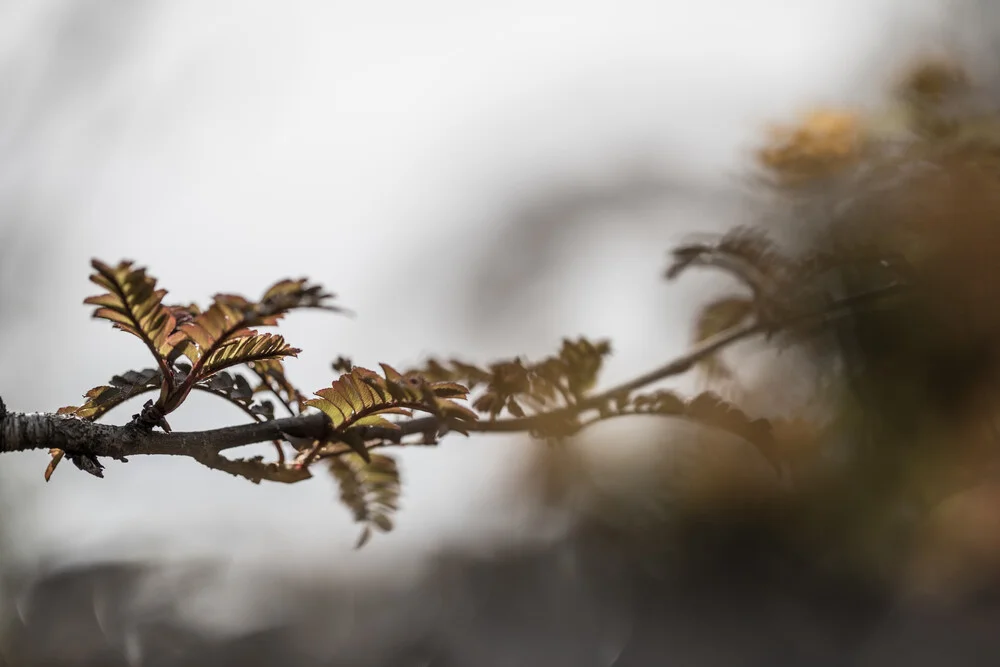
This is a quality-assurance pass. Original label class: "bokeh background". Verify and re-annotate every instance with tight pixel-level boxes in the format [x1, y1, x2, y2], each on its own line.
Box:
[0, 0, 991, 664]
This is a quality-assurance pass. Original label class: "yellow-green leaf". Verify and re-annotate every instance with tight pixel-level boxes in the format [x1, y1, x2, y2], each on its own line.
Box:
[307, 367, 474, 438]
[198, 333, 299, 378]
[84, 260, 178, 369]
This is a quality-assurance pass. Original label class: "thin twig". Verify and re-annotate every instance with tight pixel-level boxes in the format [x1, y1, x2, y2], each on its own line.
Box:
[246, 364, 297, 417]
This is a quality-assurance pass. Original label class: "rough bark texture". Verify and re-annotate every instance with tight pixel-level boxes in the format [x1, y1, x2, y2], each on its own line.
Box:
[0, 406, 335, 482]
[0, 409, 331, 457]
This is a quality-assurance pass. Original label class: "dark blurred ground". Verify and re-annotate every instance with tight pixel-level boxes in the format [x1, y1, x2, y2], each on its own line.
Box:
[3, 516, 999, 667]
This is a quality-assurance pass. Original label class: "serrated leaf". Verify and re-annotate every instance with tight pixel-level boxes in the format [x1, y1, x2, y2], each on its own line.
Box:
[59, 368, 162, 421]
[353, 415, 402, 430]
[249, 358, 306, 414]
[411, 337, 611, 419]
[307, 367, 475, 458]
[306, 367, 419, 432]
[176, 301, 251, 363]
[329, 453, 401, 549]
[258, 278, 341, 315]
[434, 399, 479, 433]
[84, 260, 178, 372]
[195, 371, 276, 421]
[198, 333, 300, 377]
[170, 278, 338, 384]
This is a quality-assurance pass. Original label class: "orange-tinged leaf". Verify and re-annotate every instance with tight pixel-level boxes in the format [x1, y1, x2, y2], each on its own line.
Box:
[757, 108, 863, 183]
[44, 449, 64, 482]
[379, 363, 405, 383]
[198, 333, 299, 377]
[90, 307, 136, 328]
[308, 366, 473, 437]
[175, 301, 250, 363]
[171, 280, 338, 376]
[82, 293, 120, 309]
[59, 368, 163, 422]
[307, 367, 475, 457]
[85, 260, 177, 370]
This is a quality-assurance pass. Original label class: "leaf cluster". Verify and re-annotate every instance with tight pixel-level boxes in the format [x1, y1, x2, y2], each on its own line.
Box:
[53, 261, 337, 477]
[303, 365, 476, 463]
[418, 337, 612, 419]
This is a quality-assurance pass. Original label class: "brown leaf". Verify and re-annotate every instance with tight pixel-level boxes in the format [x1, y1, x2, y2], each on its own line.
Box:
[44, 449, 64, 482]
[198, 334, 300, 378]
[59, 368, 162, 422]
[85, 260, 177, 373]
[329, 453, 401, 549]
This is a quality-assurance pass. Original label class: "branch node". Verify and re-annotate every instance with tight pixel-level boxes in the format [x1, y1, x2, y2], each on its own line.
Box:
[131, 399, 171, 432]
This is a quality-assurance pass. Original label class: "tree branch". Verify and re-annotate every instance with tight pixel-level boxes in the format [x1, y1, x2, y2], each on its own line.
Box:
[0, 282, 905, 482]
[0, 320, 764, 476]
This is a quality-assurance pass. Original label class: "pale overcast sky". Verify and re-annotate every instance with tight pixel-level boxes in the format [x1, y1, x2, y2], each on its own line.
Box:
[0, 0, 954, 577]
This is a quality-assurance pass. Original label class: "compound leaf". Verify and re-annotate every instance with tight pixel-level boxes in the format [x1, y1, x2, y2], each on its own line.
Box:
[328, 453, 401, 549]
[307, 368, 409, 431]
[257, 278, 342, 316]
[198, 334, 300, 378]
[195, 371, 276, 421]
[306, 367, 475, 461]
[58, 368, 162, 422]
[84, 260, 177, 374]
[413, 337, 612, 419]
